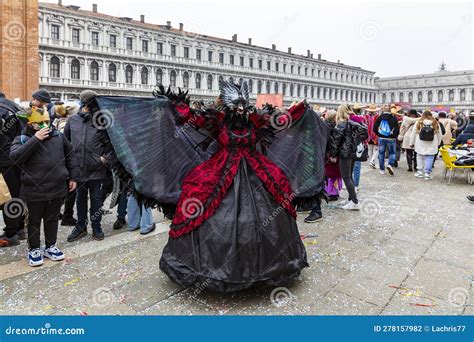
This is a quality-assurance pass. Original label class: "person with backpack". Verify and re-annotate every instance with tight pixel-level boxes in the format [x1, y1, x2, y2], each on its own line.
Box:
[373, 105, 400, 176]
[410, 110, 443, 180]
[329, 104, 368, 210]
[9, 106, 77, 266]
[364, 105, 380, 169]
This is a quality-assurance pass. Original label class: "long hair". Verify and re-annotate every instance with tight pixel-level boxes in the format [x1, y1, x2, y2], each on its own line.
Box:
[336, 103, 351, 124]
[416, 110, 439, 132]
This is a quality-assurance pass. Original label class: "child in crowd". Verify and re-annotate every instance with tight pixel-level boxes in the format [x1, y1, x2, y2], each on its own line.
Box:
[9, 106, 77, 266]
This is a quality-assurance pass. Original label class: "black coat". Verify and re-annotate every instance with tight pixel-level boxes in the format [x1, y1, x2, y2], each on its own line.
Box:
[63, 110, 108, 182]
[9, 127, 77, 202]
[329, 121, 368, 159]
[0, 94, 23, 168]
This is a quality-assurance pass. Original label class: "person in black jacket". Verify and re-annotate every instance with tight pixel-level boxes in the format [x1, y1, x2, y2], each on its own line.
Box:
[64, 90, 108, 242]
[373, 105, 400, 176]
[0, 91, 26, 247]
[329, 104, 368, 211]
[10, 106, 77, 267]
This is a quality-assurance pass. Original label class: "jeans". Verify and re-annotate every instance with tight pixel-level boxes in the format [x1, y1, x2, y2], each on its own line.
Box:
[117, 192, 128, 220]
[62, 189, 76, 220]
[127, 196, 154, 232]
[339, 158, 358, 204]
[417, 154, 435, 174]
[76, 179, 103, 231]
[352, 161, 361, 187]
[378, 138, 397, 170]
[26, 198, 63, 250]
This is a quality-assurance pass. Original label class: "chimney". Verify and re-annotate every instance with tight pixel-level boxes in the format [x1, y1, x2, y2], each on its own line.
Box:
[166, 21, 172, 29]
[248, 38, 252, 45]
[58, 0, 62, 5]
[272, 44, 276, 50]
[92, 4, 97, 12]
[317, 53, 321, 60]
[288, 47, 292, 54]
[179, 23, 183, 31]
[310, 53, 313, 58]
[307, 49, 310, 57]
[337, 59, 340, 64]
[232, 34, 237, 42]
[140, 15, 145, 23]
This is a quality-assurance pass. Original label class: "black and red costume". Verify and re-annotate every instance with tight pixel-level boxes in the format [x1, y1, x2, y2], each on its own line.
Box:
[95, 80, 329, 292]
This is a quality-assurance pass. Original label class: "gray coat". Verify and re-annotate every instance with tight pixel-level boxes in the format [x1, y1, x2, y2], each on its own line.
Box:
[63, 110, 107, 182]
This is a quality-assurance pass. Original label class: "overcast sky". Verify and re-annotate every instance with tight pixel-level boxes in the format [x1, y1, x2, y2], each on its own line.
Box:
[43, 0, 473, 77]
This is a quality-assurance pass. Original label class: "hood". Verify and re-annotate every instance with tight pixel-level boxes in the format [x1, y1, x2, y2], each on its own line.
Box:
[423, 119, 433, 126]
[380, 112, 393, 120]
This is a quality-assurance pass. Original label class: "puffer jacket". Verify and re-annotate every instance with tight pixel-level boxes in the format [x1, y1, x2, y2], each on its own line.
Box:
[63, 109, 108, 182]
[410, 119, 443, 155]
[329, 120, 368, 159]
[9, 126, 77, 202]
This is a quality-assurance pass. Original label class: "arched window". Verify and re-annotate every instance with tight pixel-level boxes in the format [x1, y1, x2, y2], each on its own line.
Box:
[156, 69, 163, 85]
[169, 70, 176, 87]
[304, 85, 308, 98]
[182, 72, 189, 88]
[71, 58, 80, 79]
[448, 90, 454, 101]
[438, 90, 443, 102]
[266, 81, 270, 94]
[399, 92, 404, 102]
[427, 91, 433, 102]
[90, 61, 99, 81]
[229, 76, 234, 83]
[460, 88, 466, 101]
[248, 79, 253, 93]
[108, 63, 116, 82]
[382, 93, 387, 103]
[417, 91, 423, 103]
[274, 82, 279, 93]
[290, 84, 294, 96]
[282, 83, 286, 95]
[408, 92, 413, 103]
[140, 67, 148, 85]
[195, 73, 201, 89]
[257, 80, 262, 94]
[297, 84, 301, 97]
[125, 65, 133, 84]
[50, 56, 60, 78]
[218, 75, 224, 84]
[207, 75, 213, 90]
[390, 93, 395, 103]
[239, 78, 243, 85]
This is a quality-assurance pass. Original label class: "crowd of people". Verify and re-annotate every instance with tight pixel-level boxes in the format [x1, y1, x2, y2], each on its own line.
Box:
[0, 87, 472, 269]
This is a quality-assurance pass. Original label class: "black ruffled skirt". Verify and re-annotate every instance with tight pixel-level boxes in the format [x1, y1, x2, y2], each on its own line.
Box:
[159, 159, 308, 293]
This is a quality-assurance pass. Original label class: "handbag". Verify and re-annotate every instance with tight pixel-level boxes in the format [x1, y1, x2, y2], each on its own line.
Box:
[0, 173, 12, 205]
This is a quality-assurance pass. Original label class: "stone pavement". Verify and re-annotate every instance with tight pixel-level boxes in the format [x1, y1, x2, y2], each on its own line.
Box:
[0, 159, 473, 315]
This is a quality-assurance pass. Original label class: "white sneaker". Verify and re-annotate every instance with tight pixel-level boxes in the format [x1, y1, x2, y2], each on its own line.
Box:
[336, 199, 349, 207]
[386, 165, 394, 176]
[43, 245, 65, 261]
[27, 248, 44, 267]
[369, 162, 376, 169]
[341, 201, 360, 211]
[424, 173, 433, 181]
[355, 186, 360, 192]
[414, 171, 424, 178]
[379, 170, 385, 175]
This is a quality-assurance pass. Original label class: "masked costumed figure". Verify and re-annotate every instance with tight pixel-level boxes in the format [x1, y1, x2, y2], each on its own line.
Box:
[95, 80, 329, 292]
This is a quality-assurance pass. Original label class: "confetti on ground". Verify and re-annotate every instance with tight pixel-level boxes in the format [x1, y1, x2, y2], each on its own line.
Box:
[64, 278, 80, 287]
[301, 233, 318, 240]
[303, 240, 317, 246]
[435, 231, 447, 238]
[78, 310, 88, 316]
[389, 285, 437, 307]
